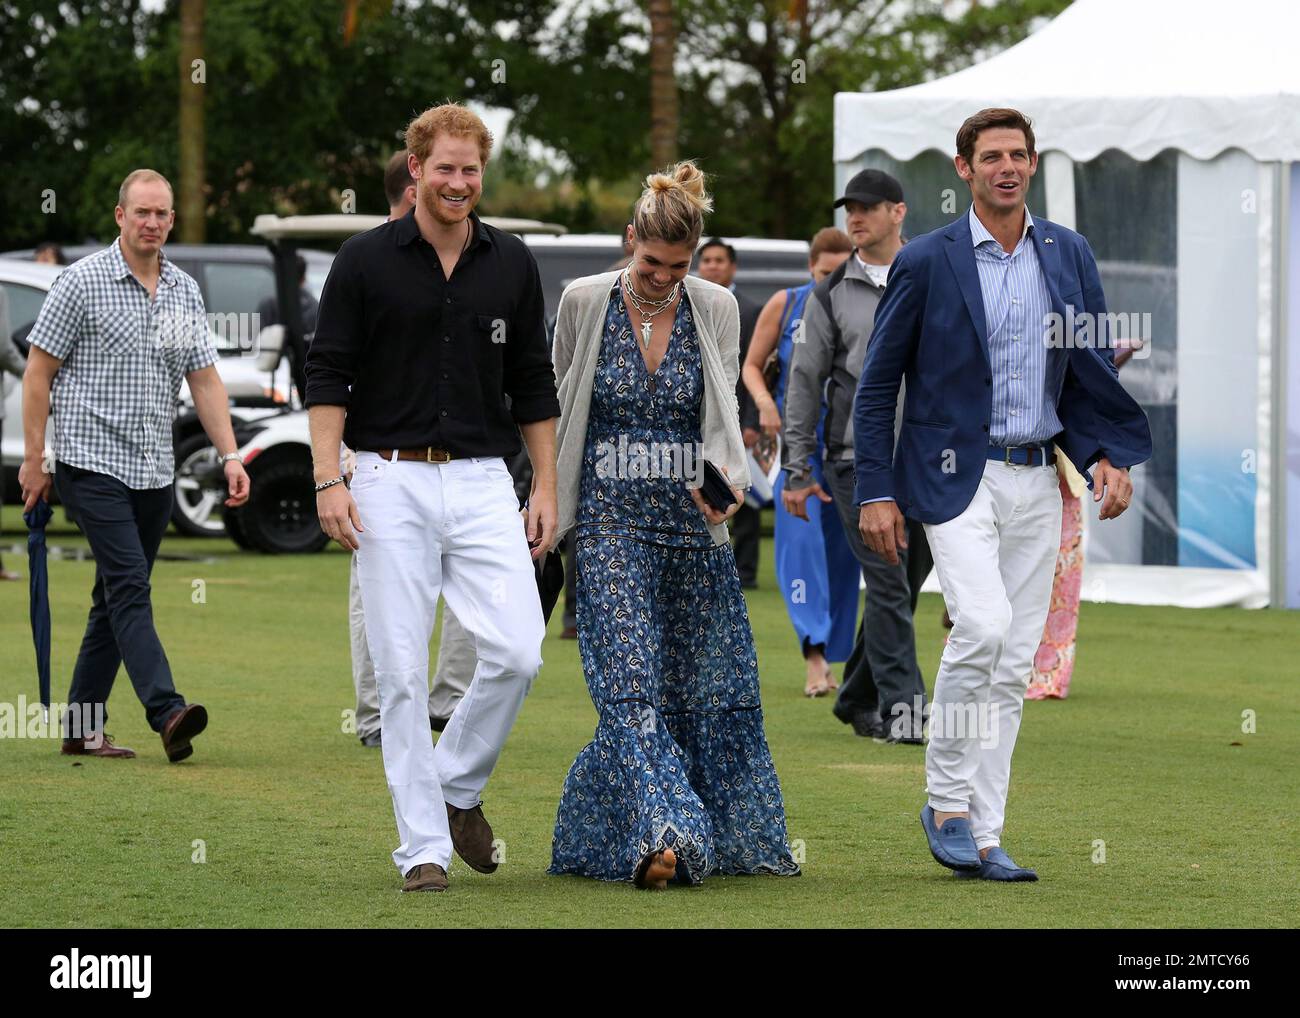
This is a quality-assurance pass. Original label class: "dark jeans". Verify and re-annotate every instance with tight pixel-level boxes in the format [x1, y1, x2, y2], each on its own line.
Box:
[823, 457, 929, 731]
[730, 501, 760, 586]
[54, 463, 185, 733]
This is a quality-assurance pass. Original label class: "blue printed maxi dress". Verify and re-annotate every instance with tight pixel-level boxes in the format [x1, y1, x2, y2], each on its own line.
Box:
[549, 282, 801, 885]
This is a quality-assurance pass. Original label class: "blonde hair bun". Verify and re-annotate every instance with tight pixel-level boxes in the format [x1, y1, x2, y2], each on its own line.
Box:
[633, 159, 713, 246]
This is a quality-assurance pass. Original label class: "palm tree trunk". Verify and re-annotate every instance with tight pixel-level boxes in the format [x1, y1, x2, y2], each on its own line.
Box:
[648, 0, 678, 168]
[177, 0, 206, 242]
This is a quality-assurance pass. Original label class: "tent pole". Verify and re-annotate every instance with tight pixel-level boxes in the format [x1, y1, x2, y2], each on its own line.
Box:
[1270, 162, 1291, 609]
[1042, 151, 1076, 230]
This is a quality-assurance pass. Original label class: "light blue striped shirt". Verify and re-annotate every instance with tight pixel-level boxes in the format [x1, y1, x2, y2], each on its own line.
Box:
[969, 205, 1065, 446]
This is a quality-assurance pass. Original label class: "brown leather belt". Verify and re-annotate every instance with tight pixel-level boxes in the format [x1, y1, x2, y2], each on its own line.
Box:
[367, 447, 457, 463]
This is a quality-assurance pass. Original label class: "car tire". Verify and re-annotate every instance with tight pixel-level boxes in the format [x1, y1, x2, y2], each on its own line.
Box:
[171, 433, 228, 538]
[237, 454, 329, 554]
[221, 505, 255, 550]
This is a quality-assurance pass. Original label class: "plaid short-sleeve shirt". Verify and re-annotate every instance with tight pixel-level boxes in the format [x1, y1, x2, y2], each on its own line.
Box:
[29, 239, 217, 489]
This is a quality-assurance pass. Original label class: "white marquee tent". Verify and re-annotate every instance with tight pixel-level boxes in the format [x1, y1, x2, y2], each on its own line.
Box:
[834, 0, 1300, 608]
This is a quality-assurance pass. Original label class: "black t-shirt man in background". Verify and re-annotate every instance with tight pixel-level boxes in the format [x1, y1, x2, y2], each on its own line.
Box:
[255, 253, 319, 337]
[696, 237, 762, 587]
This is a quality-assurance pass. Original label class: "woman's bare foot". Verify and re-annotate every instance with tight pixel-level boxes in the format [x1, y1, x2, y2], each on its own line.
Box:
[804, 651, 831, 697]
[634, 848, 677, 890]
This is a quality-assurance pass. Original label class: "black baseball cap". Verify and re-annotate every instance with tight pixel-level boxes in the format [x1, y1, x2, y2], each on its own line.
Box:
[834, 168, 904, 210]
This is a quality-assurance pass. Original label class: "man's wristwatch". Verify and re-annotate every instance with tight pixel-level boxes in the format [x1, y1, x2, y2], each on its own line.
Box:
[219, 452, 242, 467]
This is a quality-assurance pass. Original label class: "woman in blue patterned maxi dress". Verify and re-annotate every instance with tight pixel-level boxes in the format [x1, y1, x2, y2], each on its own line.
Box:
[549, 163, 800, 888]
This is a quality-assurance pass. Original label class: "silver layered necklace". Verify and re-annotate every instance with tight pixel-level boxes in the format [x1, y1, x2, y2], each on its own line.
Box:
[622, 265, 679, 348]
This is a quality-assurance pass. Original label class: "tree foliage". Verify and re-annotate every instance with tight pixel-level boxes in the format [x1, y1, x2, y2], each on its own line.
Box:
[0, 0, 1072, 249]
[507, 0, 1074, 238]
[0, 0, 554, 247]
[673, 0, 1074, 238]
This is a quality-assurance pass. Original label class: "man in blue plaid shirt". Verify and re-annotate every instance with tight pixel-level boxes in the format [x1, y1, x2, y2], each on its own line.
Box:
[19, 169, 251, 763]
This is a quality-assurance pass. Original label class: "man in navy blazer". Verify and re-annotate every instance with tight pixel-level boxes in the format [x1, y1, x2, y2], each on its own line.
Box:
[853, 108, 1151, 881]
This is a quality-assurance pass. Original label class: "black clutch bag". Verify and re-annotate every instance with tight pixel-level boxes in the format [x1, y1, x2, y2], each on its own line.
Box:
[699, 460, 739, 513]
[534, 548, 565, 624]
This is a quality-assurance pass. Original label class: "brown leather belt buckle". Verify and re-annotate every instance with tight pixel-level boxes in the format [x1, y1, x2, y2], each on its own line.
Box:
[370, 447, 455, 463]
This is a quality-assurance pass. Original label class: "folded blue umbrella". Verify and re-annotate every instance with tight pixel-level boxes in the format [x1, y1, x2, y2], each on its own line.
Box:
[23, 499, 52, 724]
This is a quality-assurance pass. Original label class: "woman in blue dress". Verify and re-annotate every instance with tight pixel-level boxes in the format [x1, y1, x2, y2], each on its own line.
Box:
[740, 229, 858, 697]
[548, 162, 800, 889]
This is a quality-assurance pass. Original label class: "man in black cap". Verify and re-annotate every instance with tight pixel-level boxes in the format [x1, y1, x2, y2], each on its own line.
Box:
[780, 168, 931, 742]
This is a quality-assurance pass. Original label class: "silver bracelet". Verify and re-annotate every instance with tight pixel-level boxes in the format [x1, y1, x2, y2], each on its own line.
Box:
[314, 476, 346, 493]
[219, 452, 242, 467]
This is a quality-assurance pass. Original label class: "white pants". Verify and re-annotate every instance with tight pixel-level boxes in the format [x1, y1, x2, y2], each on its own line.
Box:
[923, 459, 1062, 850]
[349, 558, 476, 739]
[352, 452, 544, 874]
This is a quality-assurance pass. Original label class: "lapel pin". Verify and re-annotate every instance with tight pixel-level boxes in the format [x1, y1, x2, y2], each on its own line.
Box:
[1044, 237, 1054, 244]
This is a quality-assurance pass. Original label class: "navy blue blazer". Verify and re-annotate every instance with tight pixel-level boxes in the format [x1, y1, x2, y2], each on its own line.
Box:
[853, 212, 1152, 524]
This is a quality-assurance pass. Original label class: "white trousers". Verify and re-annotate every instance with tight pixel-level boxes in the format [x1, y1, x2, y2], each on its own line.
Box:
[352, 452, 544, 874]
[349, 558, 476, 738]
[923, 459, 1062, 849]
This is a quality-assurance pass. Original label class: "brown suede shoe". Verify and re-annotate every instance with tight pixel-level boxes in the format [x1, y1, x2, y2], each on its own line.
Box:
[402, 863, 448, 892]
[61, 733, 136, 759]
[160, 703, 208, 763]
[446, 803, 498, 873]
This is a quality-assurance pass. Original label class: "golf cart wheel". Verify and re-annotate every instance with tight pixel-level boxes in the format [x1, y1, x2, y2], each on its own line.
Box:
[171, 433, 228, 538]
[239, 455, 330, 554]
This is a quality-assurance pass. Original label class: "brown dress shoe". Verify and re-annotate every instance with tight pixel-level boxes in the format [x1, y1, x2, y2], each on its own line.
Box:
[160, 703, 208, 763]
[402, 863, 448, 892]
[446, 803, 498, 873]
[61, 733, 136, 758]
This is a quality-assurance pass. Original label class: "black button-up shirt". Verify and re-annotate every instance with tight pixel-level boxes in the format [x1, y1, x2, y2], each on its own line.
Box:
[305, 209, 560, 455]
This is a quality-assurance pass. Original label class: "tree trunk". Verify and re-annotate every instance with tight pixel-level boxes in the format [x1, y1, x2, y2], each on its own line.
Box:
[648, 0, 678, 168]
[177, 0, 206, 243]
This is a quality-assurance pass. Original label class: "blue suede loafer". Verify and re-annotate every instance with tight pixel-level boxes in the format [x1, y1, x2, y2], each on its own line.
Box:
[920, 805, 980, 871]
[954, 846, 1039, 882]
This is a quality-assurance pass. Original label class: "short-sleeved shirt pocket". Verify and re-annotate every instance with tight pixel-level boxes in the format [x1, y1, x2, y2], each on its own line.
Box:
[148, 296, 204, 375]
[90, 306, 144, 359]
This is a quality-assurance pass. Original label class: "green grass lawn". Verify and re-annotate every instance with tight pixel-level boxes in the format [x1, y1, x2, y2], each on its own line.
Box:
[1, 519, 1296, 928]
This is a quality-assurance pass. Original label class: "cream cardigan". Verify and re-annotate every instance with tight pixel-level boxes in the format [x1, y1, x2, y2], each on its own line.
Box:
[552, 270, 751, 546]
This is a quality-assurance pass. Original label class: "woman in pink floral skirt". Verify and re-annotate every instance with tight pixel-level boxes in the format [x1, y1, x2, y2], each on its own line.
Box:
[1026, 453, 1085, 700]
[1027, 343, 1137, 700]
